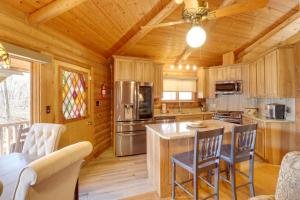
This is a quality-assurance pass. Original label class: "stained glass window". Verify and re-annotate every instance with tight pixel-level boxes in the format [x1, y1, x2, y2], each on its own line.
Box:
[62, 69, 87, 120]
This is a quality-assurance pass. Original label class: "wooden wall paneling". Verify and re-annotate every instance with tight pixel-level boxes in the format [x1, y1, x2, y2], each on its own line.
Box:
[0, 5, 111, 158]
[154, 64, 163, 99]
[249, 62, 257, 98]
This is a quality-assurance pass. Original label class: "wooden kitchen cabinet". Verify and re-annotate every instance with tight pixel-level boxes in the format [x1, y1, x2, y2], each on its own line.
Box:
[153, 64, 163, 99]
[114, 58, 136, 81]
[242, 64, 250, 98]
[249, 62, 257, 98]
[256, 58, 265, 98]
[255, 121, 266, 159]
[207, 68, 217, 98]
[216, 67, 227, 81]
[264, 47, 295, 98]
[227, 65, 242, 80]
[197, 67, 208, 98]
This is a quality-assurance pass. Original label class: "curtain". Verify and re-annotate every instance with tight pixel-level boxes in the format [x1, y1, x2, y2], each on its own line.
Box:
[163, 78, 196, 92]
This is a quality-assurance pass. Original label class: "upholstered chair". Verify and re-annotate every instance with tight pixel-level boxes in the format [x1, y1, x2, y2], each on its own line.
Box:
[250, 151, 300, 200]
[22, 123, 66, 159]
[13, 141, 93, 200]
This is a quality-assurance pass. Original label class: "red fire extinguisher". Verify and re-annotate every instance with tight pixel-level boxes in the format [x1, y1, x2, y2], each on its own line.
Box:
[101, 84, 106, 98]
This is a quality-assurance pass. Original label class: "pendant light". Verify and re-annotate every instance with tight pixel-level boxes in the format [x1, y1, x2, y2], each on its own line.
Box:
[0, 43, 10, 69]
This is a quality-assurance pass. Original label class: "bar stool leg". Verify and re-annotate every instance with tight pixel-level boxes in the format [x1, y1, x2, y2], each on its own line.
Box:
[172, 160, 176, 200]
[249, 156, 255, 197]
[230, 164, 237, 200]
[214, 166, 220, 200]
[194, 170, 198, 200]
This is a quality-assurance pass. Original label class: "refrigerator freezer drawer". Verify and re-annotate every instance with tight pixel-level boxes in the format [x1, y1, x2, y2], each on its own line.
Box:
[116, 121, 153, 132]
[115, 131, 146, 156]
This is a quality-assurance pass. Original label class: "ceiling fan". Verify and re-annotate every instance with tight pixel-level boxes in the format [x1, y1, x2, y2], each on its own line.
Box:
[142, 0, 269, 48]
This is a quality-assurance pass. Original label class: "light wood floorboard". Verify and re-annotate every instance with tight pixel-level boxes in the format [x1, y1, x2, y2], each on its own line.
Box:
[79, 147, 279, 200]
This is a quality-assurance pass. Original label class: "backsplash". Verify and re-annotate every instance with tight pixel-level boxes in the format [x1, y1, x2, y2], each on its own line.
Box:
[206, 95, 257, 111]
[206, 95, 295, 121]
[257, 98, 295, 121]
[154, 98, 205, 113]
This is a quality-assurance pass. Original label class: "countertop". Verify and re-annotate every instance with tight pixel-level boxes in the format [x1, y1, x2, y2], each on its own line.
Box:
[154, 111, 215, 118]
[146, 119, 235, 140]
[242, 114, 294, 123]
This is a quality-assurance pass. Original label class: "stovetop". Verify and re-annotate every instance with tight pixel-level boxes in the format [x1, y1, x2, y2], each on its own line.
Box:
[213, 111, 243, 124]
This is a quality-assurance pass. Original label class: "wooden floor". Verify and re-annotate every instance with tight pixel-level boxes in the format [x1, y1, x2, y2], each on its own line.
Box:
[79, 148, 280, 200]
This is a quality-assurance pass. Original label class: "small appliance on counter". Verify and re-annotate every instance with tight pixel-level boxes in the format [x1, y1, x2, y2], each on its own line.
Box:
[244, 107, 258, 116]
[265, 103, 286, 120]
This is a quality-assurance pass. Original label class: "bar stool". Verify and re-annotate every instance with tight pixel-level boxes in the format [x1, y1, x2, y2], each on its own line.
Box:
[220, 124, 257, 200]
[171, 128, 224, 200]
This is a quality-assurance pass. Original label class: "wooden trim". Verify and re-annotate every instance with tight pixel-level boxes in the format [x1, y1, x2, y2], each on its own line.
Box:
[107, 0, 180, 57]
[28, 0, 88, 25]
[235, 5, 300, 59]
[55, 60, 91, 124]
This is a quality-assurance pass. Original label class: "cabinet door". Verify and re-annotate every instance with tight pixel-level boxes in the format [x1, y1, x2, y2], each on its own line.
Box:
[114, 59, 135, 81]
[135, 62, 144, 82]
[256, 58, 265, 98]
[242, 64, 250, 98]
[227, 65, 242, 80]
[249, 62, 257, 98]
[154, 64, 163, 99]
[142, 62, 154, 82]
[208, 68, 217, 98]
[216, 67, 227, 81]
[203, 114, 213, 120]
[255, 121, 265, 159]
[265, 51, 278, 97]
[197, 68, 207, 98]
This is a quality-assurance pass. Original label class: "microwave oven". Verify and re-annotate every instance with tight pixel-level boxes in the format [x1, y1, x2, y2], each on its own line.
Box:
[215, 81, 242, 95]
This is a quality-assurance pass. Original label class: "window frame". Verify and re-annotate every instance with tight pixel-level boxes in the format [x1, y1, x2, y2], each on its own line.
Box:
[57, 61, 91, 123]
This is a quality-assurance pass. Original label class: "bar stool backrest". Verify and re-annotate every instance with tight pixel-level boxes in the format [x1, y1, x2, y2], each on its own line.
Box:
[231, 124, 257, 160]
[194, 128, 224, 169]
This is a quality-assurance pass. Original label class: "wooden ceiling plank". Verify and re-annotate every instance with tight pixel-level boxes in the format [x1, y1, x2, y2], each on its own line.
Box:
[236, 5, 300, 59]
[106, 0, 180, 58]
[28, 0, 88, 25]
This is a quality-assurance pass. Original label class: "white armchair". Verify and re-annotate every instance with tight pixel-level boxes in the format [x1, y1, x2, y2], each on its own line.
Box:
[250, 151, 300, 200]
[13, 141, 93, 200]
[22, 123, 66, 159]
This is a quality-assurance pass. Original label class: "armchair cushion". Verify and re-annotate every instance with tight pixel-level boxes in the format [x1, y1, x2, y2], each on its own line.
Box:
[275, 151, 300, 200]
[22, 123, 66, 159]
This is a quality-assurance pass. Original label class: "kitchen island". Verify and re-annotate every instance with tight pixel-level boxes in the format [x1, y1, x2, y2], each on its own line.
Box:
[146, 120, 236, 198]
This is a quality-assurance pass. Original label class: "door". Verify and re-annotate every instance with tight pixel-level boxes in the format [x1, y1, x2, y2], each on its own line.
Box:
[137, 83, 153, 120]
[116, 130, 146, 156]
[56, 61, 94, 147]
[0, 57, 31, 155]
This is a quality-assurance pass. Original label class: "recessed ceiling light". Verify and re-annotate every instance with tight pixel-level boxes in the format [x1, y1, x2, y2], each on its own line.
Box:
[186, 64, 190, 70]
[178, 64, 182, 70]
[170, 64, 175, 70]
[192, 65, 197, 71]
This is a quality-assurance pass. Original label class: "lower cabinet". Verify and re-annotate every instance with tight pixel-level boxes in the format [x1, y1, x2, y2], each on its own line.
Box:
[242, 115, 294, 164]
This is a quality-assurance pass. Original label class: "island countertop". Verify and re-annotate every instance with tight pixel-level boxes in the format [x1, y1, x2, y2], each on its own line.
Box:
[146, 119, 236, 140]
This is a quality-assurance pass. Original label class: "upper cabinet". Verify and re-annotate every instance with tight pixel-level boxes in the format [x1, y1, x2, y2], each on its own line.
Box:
[264, 47, 295, 98]
[215, 65, 242, 81]
[207, 67, 217, 98]
[256, 58, 265, 98]
[113, 56, 163, 99]
[197, 67, 208, 98]
[241, 47, 295, 99]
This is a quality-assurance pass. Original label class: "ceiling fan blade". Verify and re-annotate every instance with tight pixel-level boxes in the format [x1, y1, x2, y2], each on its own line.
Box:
[207, 0, 269, 20]
[141, 20, 187, 30]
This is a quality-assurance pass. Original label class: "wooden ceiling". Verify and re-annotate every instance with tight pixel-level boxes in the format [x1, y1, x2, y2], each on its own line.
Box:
[2, 0, 300, 66]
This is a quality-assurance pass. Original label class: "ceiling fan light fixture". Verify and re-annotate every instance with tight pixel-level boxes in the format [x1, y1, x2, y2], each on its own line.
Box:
[174, 0, 184, 4]
[186, 26, 206, 48]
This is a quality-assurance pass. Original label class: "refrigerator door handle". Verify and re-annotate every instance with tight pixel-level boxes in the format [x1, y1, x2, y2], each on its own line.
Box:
[117, 132, 145, 137]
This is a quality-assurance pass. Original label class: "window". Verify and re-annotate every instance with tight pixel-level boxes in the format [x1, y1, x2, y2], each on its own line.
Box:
[162, 78, 196, 101]
[61, 69, 88, 120]
[179, 92, 193, 100]
[162, 91, 194, 101]
[162, 92, 176, 101]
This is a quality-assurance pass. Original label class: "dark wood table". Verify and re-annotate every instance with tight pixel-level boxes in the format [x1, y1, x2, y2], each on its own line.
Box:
[0, 153, 33, 200]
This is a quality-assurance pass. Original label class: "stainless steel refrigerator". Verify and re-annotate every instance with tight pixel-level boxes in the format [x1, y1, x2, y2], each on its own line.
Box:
[115, 81, 153, 156]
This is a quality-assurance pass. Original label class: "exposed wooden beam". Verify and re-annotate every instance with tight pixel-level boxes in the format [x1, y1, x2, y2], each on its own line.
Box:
[175, 0, 236, 64]
[235, 5, 300, 59]
[106, 0, 180, 58]
[28, 0, 88, 25]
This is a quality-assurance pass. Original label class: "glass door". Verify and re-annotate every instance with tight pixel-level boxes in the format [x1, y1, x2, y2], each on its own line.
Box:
[137, 83, 153, 120]
[0, 57, 31, 155]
